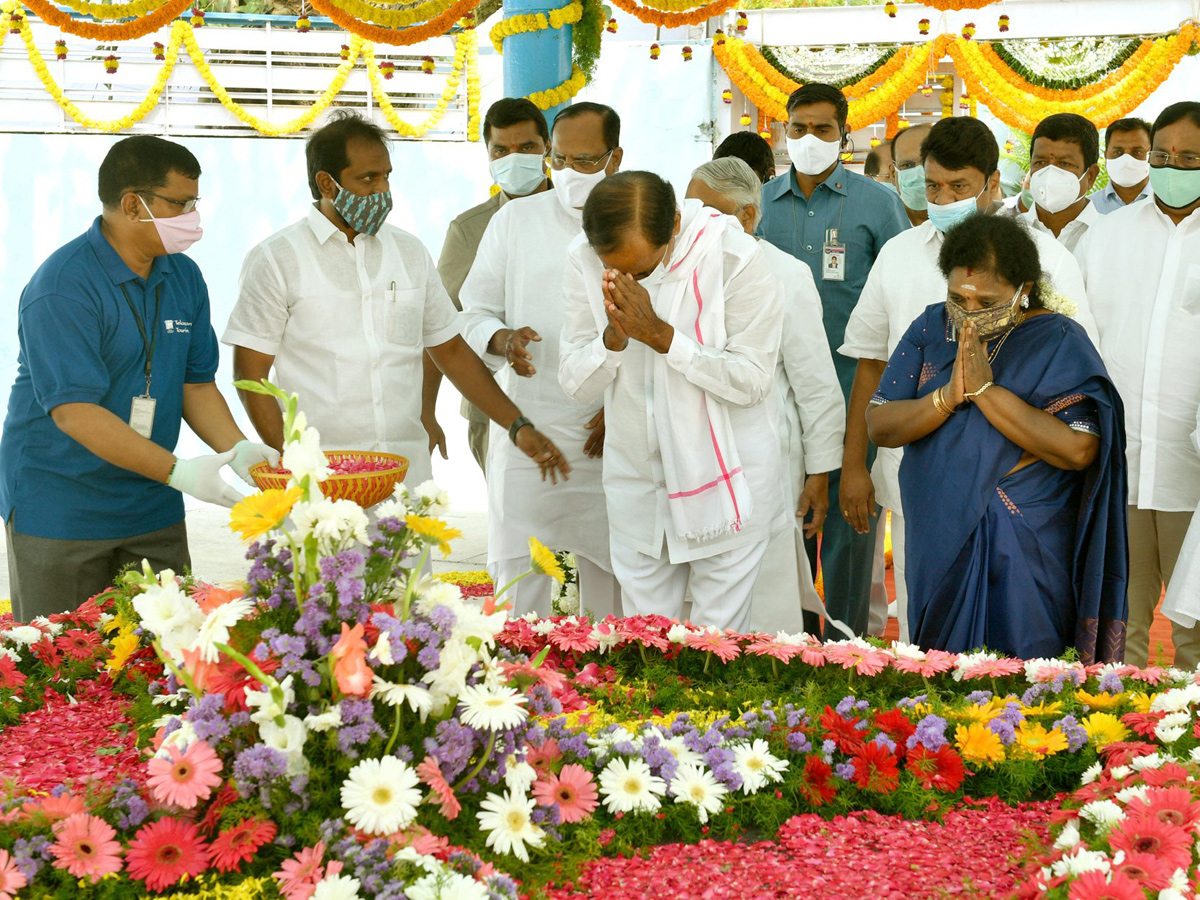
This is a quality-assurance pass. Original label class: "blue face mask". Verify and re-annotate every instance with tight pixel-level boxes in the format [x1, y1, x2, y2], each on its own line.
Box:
[896, 165, 927, 211]
[1150, 166, 1200, 210]
[927, 182, 987, 233]
[330, 179, 392, 236]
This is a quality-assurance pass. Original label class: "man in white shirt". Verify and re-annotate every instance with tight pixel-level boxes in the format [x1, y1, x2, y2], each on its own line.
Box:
[685, 158, 845, 635]
[840, 116, 1096, 642]
[225, 111, 570, 492]
[1021, 113, 1102, 256]
[460, 103, 623, 618]
[1093, 118, 1154, 215]
[1079, 101, 1200, 668]
[559, 171, 785, 632]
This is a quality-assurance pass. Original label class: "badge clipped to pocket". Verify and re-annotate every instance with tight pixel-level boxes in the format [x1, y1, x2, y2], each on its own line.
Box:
[822, 227, 845, 282]
[129, 395, 156, 439]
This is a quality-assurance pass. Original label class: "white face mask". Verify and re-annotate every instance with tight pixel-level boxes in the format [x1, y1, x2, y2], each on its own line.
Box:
[1030, 165, 1085, 214]
[786, 133, 842, 177]
[636, 241, 673, 287]
[1105, 154, 1150, 188]
[489, 152, 546, 197]
[553, 167, 608, 217]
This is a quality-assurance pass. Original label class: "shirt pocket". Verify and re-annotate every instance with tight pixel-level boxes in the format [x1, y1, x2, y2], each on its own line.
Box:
[385, 287, 424, 347]
[1182, 264, 1200, 316]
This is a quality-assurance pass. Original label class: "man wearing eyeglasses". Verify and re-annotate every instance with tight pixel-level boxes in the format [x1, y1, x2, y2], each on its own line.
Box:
[1092, 118, 1154, 215]
[457, 102, 624, 618]
[0, 135, 279, 621]
[1078, 101, 1200, 669]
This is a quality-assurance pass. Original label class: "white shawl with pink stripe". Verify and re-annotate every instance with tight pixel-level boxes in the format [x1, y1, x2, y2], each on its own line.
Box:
[653, 200, 753, 542]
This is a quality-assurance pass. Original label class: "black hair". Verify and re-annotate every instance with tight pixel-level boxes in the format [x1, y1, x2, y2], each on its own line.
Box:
[582, 171, 676, 256]
[713, 131, 776, 185]
[305, 110, 390, 201]
[1151, 102, 1200, 144]
[937, 215, 1045, 309]
[98, 136, 201, 208]
[1032, 113, 1099, 169]
[864, 141, 891, 177]
[785, 83, 849, 131]
[921, 117, 999, 178]
[483, 97, 549, 146]
[1104, 117, 1152, 147]
[551, 102, 620, 150]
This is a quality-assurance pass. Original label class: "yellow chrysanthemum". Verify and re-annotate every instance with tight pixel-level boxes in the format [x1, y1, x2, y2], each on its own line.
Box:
[946, 695, 1011, 724]
[955, 722, 1006, 766]
[405, 515, 463, 557]
[436, 570, 492, 586]
[230, 487, 303, 542]
[1076, 690, 1123, 711]
[1014, 723, 1069, 758]
[528, 537, 566, 584]
[106, 631, 141, 672]
[1083, 712, 1130, 749]
[1019, 700, 1065, 718]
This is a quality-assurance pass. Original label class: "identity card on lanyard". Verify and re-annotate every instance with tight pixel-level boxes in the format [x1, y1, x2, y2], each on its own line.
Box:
[822, 227, 846, 282]
[120, 284, 163, 440]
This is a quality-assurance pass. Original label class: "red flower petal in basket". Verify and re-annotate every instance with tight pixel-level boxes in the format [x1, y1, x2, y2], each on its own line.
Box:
[683, 630, 742, 662]
[823, 642, 890, 675]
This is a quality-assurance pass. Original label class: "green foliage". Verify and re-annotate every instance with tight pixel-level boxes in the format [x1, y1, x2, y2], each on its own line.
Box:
[573, 0, 604, 83]
[992, 38, 1142, 91]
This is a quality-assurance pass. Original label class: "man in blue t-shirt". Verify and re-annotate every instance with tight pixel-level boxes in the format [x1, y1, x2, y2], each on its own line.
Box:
[0, 135, 278, 622]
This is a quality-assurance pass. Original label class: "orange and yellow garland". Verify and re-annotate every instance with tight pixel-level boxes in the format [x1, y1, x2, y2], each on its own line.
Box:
[919, 0, 998, 8]
[607, 0, 738, 29]
[16, 0, 191, 40]
[304, 0, 478, 45]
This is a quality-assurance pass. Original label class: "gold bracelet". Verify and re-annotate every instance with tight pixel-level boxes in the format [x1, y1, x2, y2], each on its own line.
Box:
[964, 381, 995, 400]
[931, 386, 954, 417]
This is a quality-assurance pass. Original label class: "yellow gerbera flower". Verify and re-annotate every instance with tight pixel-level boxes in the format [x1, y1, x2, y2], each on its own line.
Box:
[1128, 692, 1156, 714]
[230, 487, 303, 542]
[1076, 689, 1123, 711]
[405, 514, 463, 556]
[1019, 700, 1064, 718]
[528, 537, 566, 585]
[1083, 712, 1129, 749]
[106, 631, 141, 672]
[955, 722, 1006, 766]
[1014, 722, 1069, 758]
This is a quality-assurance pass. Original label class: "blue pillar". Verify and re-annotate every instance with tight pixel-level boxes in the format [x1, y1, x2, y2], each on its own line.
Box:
[501, 0, 573, 128]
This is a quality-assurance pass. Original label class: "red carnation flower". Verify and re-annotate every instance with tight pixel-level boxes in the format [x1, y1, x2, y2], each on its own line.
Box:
[851, 741, 900, 793]
[906, 745, 964, 793]
[126, 817, 210, 892]
[210, 818, 277, 873]
[799, 755, 836, 806]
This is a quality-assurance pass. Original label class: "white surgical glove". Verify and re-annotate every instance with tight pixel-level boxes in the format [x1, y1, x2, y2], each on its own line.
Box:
[167, 449, 243, 508]
[229, 439, 281, 487]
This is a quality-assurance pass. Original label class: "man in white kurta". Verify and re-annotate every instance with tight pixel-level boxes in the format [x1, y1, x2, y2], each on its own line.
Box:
[1078, 150, 1200, 668]
[559, 188, 786, 633]
[840, 214, 1096, 643]
[685, 159, 844, 636]
[459, 179, 619, 619]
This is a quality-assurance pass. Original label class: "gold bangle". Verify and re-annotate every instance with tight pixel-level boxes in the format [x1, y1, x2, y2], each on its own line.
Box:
[931, 386, 954, 417]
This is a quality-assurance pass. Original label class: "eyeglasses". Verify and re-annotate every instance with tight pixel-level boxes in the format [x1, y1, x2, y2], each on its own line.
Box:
[1148, 151, 1200, 170]
[138, 191, 200, 213]
[548, 148, 615, 174]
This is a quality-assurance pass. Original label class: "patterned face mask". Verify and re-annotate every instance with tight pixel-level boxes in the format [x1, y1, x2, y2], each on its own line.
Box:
[945, 284, 1024, 342]
[330, 179, 393, 236]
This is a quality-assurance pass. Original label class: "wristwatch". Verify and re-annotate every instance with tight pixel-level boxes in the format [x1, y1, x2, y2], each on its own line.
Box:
[508, 415, 534, 444]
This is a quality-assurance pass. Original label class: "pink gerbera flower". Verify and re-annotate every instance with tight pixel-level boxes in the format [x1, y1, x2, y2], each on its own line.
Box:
[274, 841, 339, 900]
[1109, 815, 1194, 873]
[958, 657, 1024, 679]
[415, 755, 461, 821]
[531, 763, 598, 824]
[1066, 869, 1148, 900]
[1115, 850, 1171, 891]
[525, 739, 563, 775]
[0, 656, 26, 690]
[824, 643, 890, 676]
[54, 628, 103, 661]
[1127, 786, 1200, 830]
[890, 649, 957, 676]
[684, 630, 742, 663]
[744, 637, 805, 663]
[146, 740, 223, 809]
[0, 848, 28, 900]
[49, 813, 123, 881]
[210, 818, 277, 873]
[125, 817, 211, 892]
[29, 793, 86, 821]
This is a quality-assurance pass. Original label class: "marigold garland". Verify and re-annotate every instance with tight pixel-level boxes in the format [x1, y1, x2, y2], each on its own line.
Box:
[977, 39, 1154, 103]
[489, 0, 581, 54]
[465, 15, 480, 141]
[527, 62, 585, 109]
[44, 0, 172, 22]
[306, 0, 478, 45]
[607, 0, 737, 29]
[318, 0, 457, 31]
[919, 0, 998, 8]
[363, 28, 473, 138]
[746, 41, 918, 101]
[16, 0, 192, 40]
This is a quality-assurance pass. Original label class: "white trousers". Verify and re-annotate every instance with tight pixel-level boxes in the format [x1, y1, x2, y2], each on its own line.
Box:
[610, 537, 769, 633]
[490, 554, 622, 620]
[867, 516, 890, 636]
[891, 511, 909, 643]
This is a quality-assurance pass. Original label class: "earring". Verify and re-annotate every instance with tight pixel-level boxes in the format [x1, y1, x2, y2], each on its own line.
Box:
[1020, 294, 1030, 309]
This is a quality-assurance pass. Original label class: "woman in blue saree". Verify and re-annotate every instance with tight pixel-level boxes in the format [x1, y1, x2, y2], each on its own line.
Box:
[866, 215, 1127, 663]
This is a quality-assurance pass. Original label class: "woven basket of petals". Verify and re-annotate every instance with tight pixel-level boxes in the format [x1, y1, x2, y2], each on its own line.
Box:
[250, 451, 408, 507]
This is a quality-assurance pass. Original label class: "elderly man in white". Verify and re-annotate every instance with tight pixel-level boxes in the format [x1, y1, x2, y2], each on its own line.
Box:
[838, 116, 1097, 643]
[684, 158, 845, 636]
[559, 170, 785, 632]
[459, 102, 624, 618]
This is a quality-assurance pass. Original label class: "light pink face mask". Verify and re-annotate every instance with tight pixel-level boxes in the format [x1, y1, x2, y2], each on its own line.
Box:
[139, 196, 203, 255]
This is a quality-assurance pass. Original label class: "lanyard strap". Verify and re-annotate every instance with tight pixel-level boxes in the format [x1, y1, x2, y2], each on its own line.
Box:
[119, 283, 162, 396]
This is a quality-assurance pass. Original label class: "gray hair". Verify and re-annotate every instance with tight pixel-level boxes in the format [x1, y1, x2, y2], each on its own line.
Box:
[690, 158, 763, 230]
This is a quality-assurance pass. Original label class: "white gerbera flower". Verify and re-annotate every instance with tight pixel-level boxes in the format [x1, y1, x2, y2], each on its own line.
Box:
[670, 763, 728, 824]
[1049, 847, 1111, 877]
[312, 873, 362, 900]
[340, 756, 422, 835]
[656, 734, 704, 770]
[598, 757, 666, 815]
[504, 760, 537, 795]
[1080, 762, 1103, 785]
[405, 870, 489, 900]
[371, 677, 434, 720]
[304, 706, 343, 733]
[1053, 821, 1081, 850]
[189, 598, 254, 663]
[291, 497, 369, 555]
[456, 683, 528, 732]
[731, 739, 789, 794]
[475, 790, 544, 863]
[258, 714, 309, 776]
[2, 625, 42, 646]
[1115, 784, 1151, 805]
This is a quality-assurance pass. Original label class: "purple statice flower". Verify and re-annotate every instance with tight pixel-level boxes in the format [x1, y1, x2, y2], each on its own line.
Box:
[1022, 682, 1050, 706]
[834, 762, 856, 781]
[997, 702, 1026, 728]
[487, 874, 520, 900]
[612, 740, 638, 757]
[822, 739, 837, 761]
[987, 719, 1016, 746]
[337, 698, 386, 758]
[785, 706, 808, 729]
[1098, 672, 1124, 694]
[368, 612, 409, 665]
[1054, 714, 1089, 752]
[10, 835, 51, 881]
[966, 690, 993, 705]
[669, 714, 693, 736]
[896, 694, 928, 710]
[229, 711, 252, 729]
[233, 744, 288, 803]
[527, 684, 561, 717]
[162, 717, 183, 738]
[427, 720, 480, 781]
[416, 645, 441, 670]
[873, 733, 897, 754]
[835, 696, 857, 717]
[1050, 669, 1084, 693]
[188, 692, 231, 745]
[786, 730, 813, 754]
[428, 604, 457, 633]
[906, 714, 948, 752]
